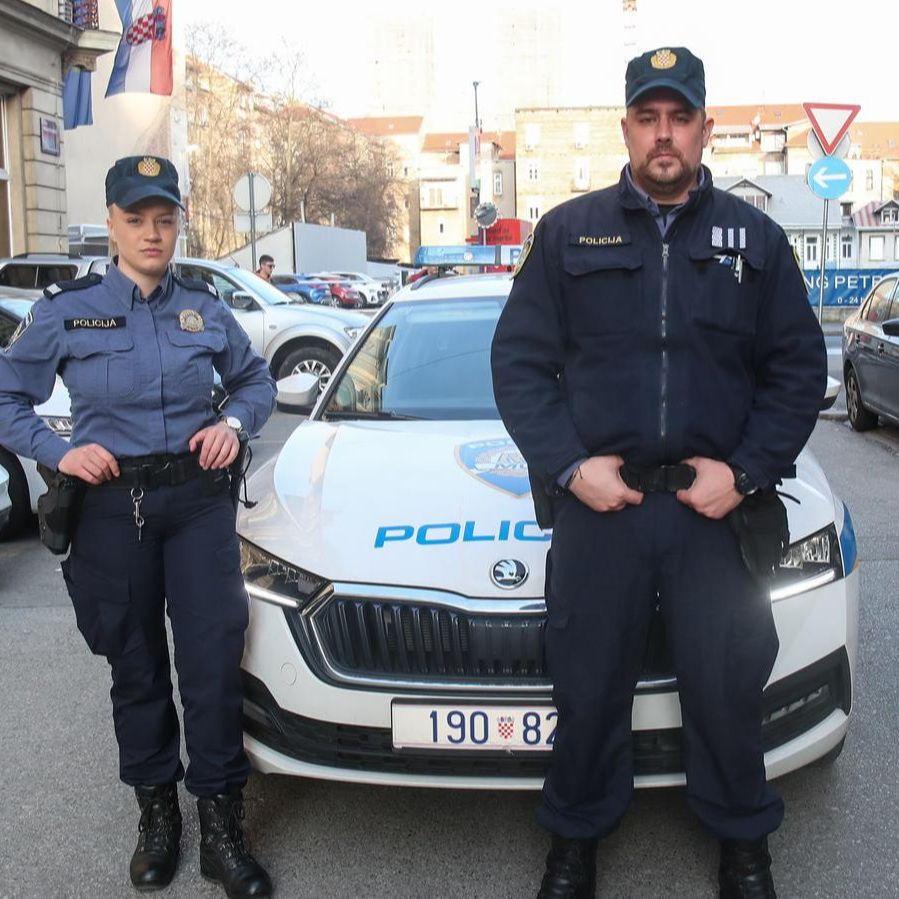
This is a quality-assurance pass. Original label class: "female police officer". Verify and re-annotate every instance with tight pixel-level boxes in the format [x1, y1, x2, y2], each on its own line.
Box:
[0, 156, 277, 897]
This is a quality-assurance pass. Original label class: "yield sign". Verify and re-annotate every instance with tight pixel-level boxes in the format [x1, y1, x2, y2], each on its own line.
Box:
[803, 102, 860, 155]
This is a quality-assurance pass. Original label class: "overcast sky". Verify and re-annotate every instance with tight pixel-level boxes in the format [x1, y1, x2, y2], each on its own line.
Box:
[183, 0, 897, 123]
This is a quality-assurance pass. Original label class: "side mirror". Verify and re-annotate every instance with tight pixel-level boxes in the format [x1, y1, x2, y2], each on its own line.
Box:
[821, 374, 841, 411]
[276, 372, 320, 414]
[231, 292, 256, 311]
[882, 318, 899, 337]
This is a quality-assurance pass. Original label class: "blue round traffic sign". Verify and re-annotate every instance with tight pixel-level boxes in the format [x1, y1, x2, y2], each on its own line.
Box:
[807, 157, 852, 200]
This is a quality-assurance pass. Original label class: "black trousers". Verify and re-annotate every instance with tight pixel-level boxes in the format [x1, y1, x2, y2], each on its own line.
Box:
[61, 475, 250, 797]
[537, 491, 784, 841]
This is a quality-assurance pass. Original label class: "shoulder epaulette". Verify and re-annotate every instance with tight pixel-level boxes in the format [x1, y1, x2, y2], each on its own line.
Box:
[43, 272, 102, 300]
[175, 274, 219, 299]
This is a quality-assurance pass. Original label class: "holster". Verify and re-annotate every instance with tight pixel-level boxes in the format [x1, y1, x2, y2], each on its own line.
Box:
[528, 470, 557, 531]
[727, 489, 790, 582]
[36, 463, 86, 556]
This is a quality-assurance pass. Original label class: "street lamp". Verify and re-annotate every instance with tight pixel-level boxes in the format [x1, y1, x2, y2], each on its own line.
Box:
[472, 81, 480, 132]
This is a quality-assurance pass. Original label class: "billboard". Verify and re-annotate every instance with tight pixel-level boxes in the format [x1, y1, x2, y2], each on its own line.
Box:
[802, 269, 893, 307]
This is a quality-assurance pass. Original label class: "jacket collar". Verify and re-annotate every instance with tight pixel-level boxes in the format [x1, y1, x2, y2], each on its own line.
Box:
[104, 258, 174, 310]
[617, 163, 713, 214]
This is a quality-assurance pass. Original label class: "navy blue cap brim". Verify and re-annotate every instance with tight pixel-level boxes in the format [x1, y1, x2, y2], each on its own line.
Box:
[626, 79, 703, 109]
[112, 184, 185, 211]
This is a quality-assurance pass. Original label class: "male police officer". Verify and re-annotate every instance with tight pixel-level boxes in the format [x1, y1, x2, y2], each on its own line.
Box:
[0, 156, 278, 897]
[492, 49, 826, 898]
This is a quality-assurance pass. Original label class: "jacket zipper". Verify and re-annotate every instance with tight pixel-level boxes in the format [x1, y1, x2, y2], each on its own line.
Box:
[660, 241, 670, 454]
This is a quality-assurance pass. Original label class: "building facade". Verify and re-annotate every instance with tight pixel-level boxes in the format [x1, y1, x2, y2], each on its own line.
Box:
[0, 0, 118, 254]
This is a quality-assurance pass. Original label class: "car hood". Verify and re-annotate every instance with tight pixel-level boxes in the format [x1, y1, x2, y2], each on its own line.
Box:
[238, 420, 837, 599]
[266, 304, 368, 328]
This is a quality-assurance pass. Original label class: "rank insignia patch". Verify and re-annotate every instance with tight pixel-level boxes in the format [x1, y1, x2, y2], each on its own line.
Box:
[179, 309, 204, 332]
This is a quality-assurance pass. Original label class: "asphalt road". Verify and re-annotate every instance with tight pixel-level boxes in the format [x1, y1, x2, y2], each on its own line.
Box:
[1, 409, 898, 899]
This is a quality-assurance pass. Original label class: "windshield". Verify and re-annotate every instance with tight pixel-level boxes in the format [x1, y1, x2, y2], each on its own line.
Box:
[227, 267, 291, 305]
[321, 296, 505, 421]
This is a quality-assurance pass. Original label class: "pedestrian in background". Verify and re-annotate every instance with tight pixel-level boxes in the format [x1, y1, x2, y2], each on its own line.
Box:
[0, 155, 278, 898]
[255, 254, 275, 282]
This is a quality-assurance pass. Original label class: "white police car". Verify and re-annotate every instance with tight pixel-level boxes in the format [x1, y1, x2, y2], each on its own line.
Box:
[236, 254, 857, 789]
[0, 461, 11, 535]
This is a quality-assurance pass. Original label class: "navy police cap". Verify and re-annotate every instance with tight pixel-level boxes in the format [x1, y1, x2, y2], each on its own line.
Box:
[625, 47, 706, 108]
[105, 155, 184, 210]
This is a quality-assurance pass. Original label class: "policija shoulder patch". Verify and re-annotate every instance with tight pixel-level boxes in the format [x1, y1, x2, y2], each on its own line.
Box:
[512, 231, 535, 278]
[64, 317, 126, 331]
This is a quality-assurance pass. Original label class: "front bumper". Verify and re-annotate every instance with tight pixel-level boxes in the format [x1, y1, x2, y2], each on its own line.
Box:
[241, 566, 859, 789]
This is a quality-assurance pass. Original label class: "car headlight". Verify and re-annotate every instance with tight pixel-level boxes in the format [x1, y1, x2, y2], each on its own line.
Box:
[344, 326, 362, 340]
[770, 524, 843, 601]
[239, 539, 327, 609]
[41, 415, 73, 437]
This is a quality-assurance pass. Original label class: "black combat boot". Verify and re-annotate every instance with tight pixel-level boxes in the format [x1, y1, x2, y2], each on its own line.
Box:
[197, 791, 272, 898]
[130, 783, 182, 891]
[719, 836, 776, 898]
[537, 834, 597, 899]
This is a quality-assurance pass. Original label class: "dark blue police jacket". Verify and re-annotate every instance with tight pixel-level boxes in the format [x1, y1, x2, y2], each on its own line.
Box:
[491, 165, 828, 491]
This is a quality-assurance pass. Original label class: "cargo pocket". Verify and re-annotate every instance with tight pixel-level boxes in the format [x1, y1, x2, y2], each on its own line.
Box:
[165, 329, 227, 390]
[64, 330, 136, 398]
[61, 556, 132, 657]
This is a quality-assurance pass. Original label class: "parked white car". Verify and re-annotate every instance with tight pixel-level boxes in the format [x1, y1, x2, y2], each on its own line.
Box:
[320, 271, 390, 307]
[175, 259, 367, 385]
[236, 272, 858, 791]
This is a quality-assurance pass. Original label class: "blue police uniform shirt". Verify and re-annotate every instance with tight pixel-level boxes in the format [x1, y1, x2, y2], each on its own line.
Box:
[0, 262, 277, 470]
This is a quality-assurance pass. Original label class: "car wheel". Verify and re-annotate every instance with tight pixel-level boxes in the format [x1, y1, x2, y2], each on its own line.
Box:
[0, 448, 34, 540]
[276, 345, 341, 391]
[329, 296, 340, 307]
[845, 367, 877, 431]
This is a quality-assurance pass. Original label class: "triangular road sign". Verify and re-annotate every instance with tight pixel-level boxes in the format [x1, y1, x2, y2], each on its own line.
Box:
[803, 102, 861, 155]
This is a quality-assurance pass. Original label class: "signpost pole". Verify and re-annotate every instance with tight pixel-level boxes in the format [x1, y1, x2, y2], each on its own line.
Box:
[818, 198, 829, 323]
[249, 172, 258, 272]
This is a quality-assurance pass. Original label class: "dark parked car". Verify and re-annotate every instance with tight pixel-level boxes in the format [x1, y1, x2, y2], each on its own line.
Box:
[842, 273, 899, 430]
[271, 274, 332, 305]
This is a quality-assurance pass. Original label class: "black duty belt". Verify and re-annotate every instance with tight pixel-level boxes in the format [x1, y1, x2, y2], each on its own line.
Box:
[101, 453, 211, 490]
[619, 462, 696, 493]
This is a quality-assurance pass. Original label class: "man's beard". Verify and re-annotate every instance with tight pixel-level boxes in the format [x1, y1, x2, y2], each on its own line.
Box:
[634, 149, 698, 199]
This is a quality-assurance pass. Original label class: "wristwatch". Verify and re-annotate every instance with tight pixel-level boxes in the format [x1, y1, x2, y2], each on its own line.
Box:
[728, 464, 758, 496]
[222, 415, 243, 433]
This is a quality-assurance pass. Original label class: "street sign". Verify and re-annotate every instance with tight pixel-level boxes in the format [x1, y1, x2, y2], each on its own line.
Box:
[233, 173, 272, 212]
[807, 129, 850, 161]
[802, 102, 860, 156]
[475, 202, 498, 229]
[233, 212, 272, 233]
[807, 157, 852, 200]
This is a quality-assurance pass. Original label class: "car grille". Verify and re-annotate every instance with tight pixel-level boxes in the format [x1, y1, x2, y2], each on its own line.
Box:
[286, 588, 674, 691]
[241, 647, 851, 780]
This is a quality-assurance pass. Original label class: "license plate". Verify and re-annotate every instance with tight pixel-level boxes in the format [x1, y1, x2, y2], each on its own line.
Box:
[392, 702, 557, 751]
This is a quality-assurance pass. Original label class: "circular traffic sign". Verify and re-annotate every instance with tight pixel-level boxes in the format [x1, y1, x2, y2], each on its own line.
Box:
[233, 172, 272, 212]
[807, 157, 852, 201]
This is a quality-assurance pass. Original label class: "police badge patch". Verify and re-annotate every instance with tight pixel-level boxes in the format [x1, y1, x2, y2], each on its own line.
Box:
[179, 309, 204, 332]
[651, 49, 677, 69]
[512, 232, 535, 279]
[3, 310, 33, 351]
[137, 156, 162, 178]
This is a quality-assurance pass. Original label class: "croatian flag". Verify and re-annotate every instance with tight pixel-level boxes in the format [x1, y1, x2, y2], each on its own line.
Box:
[105, 0, 173, 97]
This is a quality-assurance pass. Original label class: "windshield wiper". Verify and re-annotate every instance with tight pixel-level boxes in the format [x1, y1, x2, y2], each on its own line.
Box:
[320, 409, 424, 421]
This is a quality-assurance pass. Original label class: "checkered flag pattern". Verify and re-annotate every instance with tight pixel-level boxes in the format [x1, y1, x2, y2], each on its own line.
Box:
[497, 716, 515, 740]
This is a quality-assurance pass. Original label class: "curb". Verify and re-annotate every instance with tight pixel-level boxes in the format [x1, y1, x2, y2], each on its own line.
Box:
[819, 410, 849, 422]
